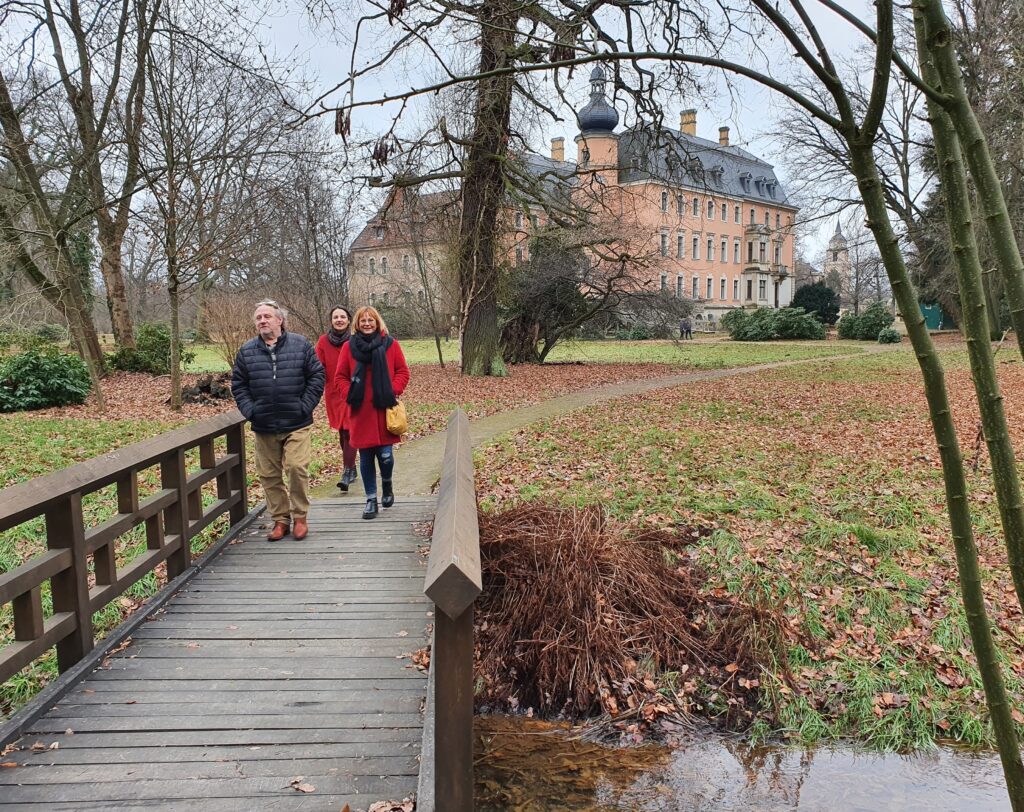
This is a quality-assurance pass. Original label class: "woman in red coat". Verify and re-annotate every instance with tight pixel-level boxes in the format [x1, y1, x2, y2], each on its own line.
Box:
[336, 306, 411, 519]
[315, 306, 357, 491]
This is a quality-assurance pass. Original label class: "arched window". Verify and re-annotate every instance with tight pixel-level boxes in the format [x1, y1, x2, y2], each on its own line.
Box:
[749, 208, 755, 224]
[707, 200, 715, 219]
[369, 258, 375, 274]
[661, 191, 669, 212]
[677, 195, 685, 216]
[721, 203, 728, 221]
[380, 257, 388, 274]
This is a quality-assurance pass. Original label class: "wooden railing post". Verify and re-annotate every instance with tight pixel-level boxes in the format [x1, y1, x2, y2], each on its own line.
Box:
[423, 409, 483, 812]
[226, 423, 247, 525]
[161, 448, 191, 580]
[46, 494, 93, 672]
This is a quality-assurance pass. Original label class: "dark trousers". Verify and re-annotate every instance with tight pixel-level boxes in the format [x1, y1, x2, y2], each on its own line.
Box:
[359, 445, 394, 497]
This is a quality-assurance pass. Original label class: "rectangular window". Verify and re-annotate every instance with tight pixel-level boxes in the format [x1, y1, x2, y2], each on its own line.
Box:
[706, 277, 713, 299]
[676, 275, 684, 297]
[692, 235, 700, 260]
[677, 234, 685, 258]
[369, 258, 376, 274]
[759, 241, 767, 263]
[515, 212, 523, 229]
[720, 278, 727, 299]
[677, 195, 684, 216]
[759, 279, 767, 299]
[380, 257, 388, 274]
[402, 254, 410, 271]
[707, 200, 715, 219]
[734, 205, 740, 223]
[774, 243, 782, 264]
[721, 238, 727, 262]
[747, 242, 754, 263]
[661, 191, 669, 212]
[733, 279, 740, 300]
[661, 272, 668, 290]
[660, 233, 669, 256]
[733, 239, 741, 264]
[692, 276, 699, 298]
[706, 237, 713, 260]
[747, 279, 753, 300]
[531, 214, 539, 228]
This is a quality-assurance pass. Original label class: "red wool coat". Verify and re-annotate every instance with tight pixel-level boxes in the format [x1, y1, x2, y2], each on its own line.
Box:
[335, 338, 411, 449]
[315, 334, 349, 432]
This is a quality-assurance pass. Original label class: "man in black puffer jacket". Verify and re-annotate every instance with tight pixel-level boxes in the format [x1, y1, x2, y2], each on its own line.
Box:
[232, 300, 325, 542]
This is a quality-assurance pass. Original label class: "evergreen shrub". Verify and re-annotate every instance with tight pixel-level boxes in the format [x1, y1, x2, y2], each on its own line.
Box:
[108, 323, 195, 375]
[0, 347, 91, 411]
[725, 307, 825, 341]
[877, 327, 902, 344]
[838, 302, 895, 341]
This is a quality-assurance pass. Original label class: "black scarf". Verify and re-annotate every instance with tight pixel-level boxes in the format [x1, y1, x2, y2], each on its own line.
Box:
[327, 328, 349, 348]
[347, 331, 397, 410]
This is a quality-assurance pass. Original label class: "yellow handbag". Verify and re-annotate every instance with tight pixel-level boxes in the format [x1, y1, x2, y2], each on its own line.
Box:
[386, 400, 408, 436]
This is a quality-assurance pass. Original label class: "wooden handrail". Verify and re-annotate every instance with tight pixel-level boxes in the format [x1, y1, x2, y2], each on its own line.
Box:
[421, 409, 482, 812]
[0, 411, 248, 684]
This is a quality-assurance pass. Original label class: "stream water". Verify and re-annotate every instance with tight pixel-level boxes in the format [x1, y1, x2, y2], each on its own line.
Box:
[474, 716, 1010, 811]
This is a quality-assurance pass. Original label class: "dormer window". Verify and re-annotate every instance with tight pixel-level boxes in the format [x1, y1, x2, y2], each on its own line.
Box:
[739, 171, 752, 192]
[630, 156, 639, 171]
[687, 157, 702, 174]
[374, 226, 385, 239]
[766, 181, 777, 199]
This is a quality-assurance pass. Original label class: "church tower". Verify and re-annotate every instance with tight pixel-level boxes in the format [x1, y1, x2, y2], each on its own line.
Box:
[822, 220, 851, 302]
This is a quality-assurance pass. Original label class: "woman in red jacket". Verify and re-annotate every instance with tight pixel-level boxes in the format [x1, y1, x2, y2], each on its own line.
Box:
[315, 306, 357, 491]
[336, 306, 411, 519]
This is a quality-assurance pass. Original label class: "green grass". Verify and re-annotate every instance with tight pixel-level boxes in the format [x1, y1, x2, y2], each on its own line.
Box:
[184, 337, 866, 373]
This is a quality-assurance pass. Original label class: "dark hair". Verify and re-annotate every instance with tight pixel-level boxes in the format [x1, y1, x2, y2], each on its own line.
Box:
[329, 305, 352, 324]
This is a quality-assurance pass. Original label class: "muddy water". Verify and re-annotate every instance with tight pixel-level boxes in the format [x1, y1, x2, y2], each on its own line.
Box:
[475, 716, 1010, 811]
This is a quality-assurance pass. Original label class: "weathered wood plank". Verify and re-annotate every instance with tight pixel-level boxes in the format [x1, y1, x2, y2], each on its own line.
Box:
[4, 491, 437, 808]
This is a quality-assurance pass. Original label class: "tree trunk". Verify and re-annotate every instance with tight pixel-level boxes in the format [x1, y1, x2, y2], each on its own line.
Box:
[457, 1, 516, 377]
[169, 273, 182, 411]
[95, 223, 136, 348]
[500, 317, 542, 364]
[918, 0, 1024, 358]
[850, 132, 1024, 810]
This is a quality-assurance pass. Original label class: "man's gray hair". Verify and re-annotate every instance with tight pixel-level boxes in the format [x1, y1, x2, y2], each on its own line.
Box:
[254, 299, 287, 321]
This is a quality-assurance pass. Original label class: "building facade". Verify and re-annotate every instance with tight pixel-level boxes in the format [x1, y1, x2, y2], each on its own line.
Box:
[349, 67, 799, 330]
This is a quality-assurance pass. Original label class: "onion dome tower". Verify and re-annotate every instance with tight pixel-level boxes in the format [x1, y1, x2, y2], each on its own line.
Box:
[575, 66, 619, 184]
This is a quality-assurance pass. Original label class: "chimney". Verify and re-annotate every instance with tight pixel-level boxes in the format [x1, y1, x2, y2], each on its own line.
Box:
[719, 126, 730, 146]
[680, 108, 697, 136]
[551, 136, 565, 162]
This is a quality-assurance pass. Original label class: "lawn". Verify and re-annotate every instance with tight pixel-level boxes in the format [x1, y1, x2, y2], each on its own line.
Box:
[186, 337, 865, 372]
[474, 345, 1024, 750]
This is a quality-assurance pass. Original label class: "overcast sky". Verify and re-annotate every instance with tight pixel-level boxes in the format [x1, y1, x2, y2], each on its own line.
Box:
[263, 0, 879, 259]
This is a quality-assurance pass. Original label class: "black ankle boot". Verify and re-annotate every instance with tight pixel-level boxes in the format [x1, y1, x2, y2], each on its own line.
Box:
[336, 477, 348, 492]
[381, 480, 394, 508]
[362, 498, 378, 519]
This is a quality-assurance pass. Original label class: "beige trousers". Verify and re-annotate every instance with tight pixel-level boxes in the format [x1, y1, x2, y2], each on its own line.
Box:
[254, 425, 313, 523]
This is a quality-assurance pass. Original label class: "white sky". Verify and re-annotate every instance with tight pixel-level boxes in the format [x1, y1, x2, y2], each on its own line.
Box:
[260, 0, 879, 260]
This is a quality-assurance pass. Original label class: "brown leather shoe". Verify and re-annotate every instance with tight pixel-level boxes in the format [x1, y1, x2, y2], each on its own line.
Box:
[292, 517, 308, 540]
[267, 521, 290, 541]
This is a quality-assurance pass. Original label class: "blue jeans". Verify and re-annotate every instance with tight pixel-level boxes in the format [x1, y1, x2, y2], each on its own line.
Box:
[359, 445, 394, 498]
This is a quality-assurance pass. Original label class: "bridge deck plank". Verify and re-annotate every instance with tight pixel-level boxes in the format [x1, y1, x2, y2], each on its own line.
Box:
[0, 496, 435, 810]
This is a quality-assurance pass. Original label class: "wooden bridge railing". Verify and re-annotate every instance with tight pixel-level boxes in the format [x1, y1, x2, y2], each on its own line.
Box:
[0, 411, 248, 685]
[420, 409, 482, 812]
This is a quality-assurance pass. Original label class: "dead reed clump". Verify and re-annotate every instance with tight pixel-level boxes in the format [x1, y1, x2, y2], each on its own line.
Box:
[474, 501, 794, 730]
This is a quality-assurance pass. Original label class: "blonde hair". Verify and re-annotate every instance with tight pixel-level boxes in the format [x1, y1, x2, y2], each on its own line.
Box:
[353, 305, 389, 336]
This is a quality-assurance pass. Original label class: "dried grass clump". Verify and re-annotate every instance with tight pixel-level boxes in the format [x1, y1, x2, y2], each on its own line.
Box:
[475, 501, 791, 725]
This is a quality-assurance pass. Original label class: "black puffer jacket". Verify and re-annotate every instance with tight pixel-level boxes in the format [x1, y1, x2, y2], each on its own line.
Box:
[231, 331, 325, 435]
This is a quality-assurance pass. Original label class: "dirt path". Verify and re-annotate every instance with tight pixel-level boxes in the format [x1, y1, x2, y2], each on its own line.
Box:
[312, 348, 883, 499]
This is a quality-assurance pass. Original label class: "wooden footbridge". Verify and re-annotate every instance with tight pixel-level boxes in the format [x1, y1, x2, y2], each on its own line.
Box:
[0, 411, 480, 811]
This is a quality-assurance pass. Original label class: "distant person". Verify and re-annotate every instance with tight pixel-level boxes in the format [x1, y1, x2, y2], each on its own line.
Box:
[680, 317, 693, 340]
[336, 306, 411, 520]
[232, 300, 325, 541]
[316, 306, 358, 492]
